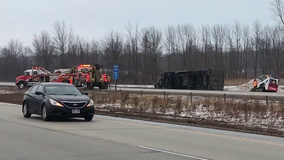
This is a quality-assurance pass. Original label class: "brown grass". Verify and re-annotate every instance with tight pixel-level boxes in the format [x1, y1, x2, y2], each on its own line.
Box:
[91, 92, 284, 130]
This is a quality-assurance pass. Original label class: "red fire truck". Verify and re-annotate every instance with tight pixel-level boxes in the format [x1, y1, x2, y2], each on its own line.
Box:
[15, 67, 52, 89]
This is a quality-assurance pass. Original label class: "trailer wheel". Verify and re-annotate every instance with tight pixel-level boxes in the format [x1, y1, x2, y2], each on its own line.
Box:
[99, 83, 108, 89]
[62, 79, 69, 83]
[154, 84, 160, 88]
[82, 81, 91, 89]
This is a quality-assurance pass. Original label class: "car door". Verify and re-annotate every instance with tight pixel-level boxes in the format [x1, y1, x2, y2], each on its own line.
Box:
[27, 84, 39, 113]
[34, 85, 45, 114]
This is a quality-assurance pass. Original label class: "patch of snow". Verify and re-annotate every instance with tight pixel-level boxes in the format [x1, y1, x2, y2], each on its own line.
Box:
[110, 84, 154, 88]
[0, 90, 13, 94]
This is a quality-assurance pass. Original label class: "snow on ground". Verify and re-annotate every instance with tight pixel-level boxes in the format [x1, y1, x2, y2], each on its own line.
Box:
[94, 94, 284, 131]
[0, 90, 13, 94]
[110, 84, 154, 88]
[93, 91, 283, 130]
[224, 79, 255, 91]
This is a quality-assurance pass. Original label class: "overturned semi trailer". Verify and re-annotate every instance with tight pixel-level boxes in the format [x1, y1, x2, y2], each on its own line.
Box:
[154, 69, 224, 90]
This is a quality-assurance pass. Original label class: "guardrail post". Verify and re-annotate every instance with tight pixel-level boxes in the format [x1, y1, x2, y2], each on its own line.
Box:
[190, 92, 193, 104]
[99, 89, 101, 94]
[266, 96, 269, 106]
[163, 91, 166, 99]
[140, 90, 142, 97]
[224, 94, 226, 104]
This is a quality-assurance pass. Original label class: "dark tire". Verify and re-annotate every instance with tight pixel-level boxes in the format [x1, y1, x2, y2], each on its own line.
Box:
[82, 81, 87, 89]
[41, 105, 51, 121]
[17, 81, 25, 89]
[104, 83, 109, 89]
[22, 102, 31, 118]
[87, 82, 93, 89]
[99, 83, 108, 89]
[84, 116, 93, 121]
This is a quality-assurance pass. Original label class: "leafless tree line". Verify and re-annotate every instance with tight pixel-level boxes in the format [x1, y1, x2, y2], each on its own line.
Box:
[1, 20, 284, 84]
[1, 1, 284, 84]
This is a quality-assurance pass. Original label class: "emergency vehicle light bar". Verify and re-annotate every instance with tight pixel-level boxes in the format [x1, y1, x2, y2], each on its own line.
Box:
[79, 64, 91, 67]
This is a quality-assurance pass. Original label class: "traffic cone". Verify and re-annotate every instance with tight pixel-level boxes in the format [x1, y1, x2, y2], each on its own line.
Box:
[70, 76, 73, 84]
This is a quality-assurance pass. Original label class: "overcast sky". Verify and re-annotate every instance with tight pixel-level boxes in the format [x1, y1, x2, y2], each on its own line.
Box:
[0, 0, 277, 47]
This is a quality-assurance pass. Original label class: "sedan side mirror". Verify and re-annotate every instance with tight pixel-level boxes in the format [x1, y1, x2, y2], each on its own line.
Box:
[35, 91, 43, 95]
[84, 92, 89, 95]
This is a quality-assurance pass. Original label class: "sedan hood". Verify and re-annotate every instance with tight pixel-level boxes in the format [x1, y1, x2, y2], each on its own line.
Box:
[49, 95, 90, 102]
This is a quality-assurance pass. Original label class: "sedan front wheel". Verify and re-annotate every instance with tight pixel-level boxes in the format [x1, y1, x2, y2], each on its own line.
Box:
[23, 102, 31, 118]
[41, 105, 51, 121]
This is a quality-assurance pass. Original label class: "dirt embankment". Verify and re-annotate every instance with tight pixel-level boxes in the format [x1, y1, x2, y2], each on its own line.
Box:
[0, 93, 23, 105]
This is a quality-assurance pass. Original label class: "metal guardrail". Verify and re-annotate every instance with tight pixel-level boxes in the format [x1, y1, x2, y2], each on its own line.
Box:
[1, 83, 284, 101]
[82, 88, 284, 102]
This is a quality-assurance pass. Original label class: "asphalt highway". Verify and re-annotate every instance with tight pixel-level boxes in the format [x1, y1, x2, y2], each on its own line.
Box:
[0, 102, 284, 160]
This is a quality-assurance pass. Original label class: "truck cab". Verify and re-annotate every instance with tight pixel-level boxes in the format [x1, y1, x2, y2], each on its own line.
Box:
[15, 67, 51, 89]
[15, 70, 39, 89]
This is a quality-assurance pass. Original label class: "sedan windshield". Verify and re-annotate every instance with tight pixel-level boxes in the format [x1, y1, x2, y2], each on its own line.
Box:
[45, 85, 83, 95]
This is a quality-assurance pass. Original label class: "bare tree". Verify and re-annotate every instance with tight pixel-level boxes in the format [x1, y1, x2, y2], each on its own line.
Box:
[68, 35, 81, 65]
[103, 31, 123, 69]
[233, 21, 243, 78]
[242, 25, 251, 79]
[164, 25, 179, 71]
[0, 40, 29, 80]
[90, 39, 102, 64]
[261, 25, 272, 74]
[270, 0, 284, 27]
[201, 25, 212, 69]
[32, 30, 55, 69]
[252, 20, 262, 78]
[270, 25, 282, 76]
[226, 27, 235, 78]
[141, 26, 163, 83]
[177, 24, 196, 70]
[212, 24, 227, 70]
[53, 20, 74, 68]
[125, 22, 140, 84]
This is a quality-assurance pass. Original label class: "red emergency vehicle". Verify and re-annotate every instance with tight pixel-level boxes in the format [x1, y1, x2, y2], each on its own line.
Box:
[15, 67, 52, 89]
[51, 64, 110, 89]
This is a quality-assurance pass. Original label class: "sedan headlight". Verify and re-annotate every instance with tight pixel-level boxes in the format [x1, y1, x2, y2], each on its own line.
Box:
[87, 99, 94, 107]
[49, 99, 63, 107]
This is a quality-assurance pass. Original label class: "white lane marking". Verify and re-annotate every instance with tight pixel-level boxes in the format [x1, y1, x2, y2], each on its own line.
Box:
[137, 145, 210, 160]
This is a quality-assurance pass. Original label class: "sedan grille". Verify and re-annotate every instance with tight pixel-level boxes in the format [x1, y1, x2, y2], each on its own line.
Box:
[62, 101, 87, 108]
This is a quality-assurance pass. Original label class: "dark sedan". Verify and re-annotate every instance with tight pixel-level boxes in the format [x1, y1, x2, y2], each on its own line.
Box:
[22, 82, 94, 121]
